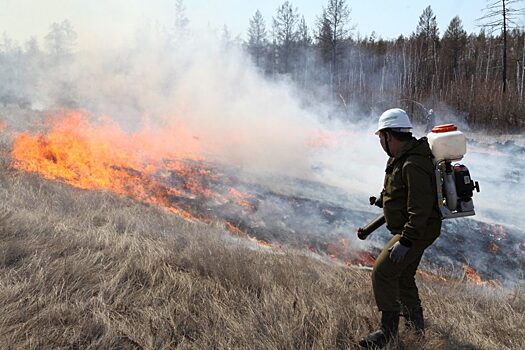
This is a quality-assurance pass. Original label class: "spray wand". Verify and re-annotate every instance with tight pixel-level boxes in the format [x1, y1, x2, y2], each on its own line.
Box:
[356, 195, 386, 240]
[357, 214, 386, 240]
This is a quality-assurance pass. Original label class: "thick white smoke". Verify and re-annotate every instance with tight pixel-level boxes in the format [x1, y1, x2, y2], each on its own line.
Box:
[2, 19, 524, 248]
[3, 24, 387, 205]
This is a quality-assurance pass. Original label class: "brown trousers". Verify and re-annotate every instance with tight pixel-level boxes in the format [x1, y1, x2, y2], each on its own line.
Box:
[371, 220, 441, 312]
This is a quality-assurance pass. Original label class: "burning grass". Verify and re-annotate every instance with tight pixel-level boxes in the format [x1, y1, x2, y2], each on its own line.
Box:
[8, 109, 525, 284]
[0, 141, 524, 349]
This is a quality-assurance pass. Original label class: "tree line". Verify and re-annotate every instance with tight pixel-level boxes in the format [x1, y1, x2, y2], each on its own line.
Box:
[245, 0, 525, 132]
[0, 0, 523, 133]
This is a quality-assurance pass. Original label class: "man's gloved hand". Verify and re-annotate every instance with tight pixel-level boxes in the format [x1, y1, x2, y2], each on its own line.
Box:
[389, 241, 410, 263]
[369, 195, 383, 208]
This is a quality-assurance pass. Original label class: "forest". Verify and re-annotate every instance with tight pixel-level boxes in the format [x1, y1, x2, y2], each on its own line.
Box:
[0, 0, 524, 132]
[244, 1, 525, 132]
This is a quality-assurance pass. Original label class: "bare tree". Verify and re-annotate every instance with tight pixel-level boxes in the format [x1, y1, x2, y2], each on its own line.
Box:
[297, 16, 312, 46]
[478, 0, 525, 92]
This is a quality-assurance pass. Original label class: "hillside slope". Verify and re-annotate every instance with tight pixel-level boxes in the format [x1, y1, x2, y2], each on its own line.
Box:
[0, 152, 523, 349]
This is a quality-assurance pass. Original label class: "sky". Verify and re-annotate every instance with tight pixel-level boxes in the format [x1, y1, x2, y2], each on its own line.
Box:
[0, 0, 524, 48]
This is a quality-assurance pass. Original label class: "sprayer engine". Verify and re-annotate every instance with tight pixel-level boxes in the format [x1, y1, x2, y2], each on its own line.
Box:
[428, 124, 481, 219]
[454, 164, 480, 207]
[435, 160, 480, 218]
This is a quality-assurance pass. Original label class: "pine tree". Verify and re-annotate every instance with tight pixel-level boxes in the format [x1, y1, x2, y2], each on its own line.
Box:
[414, 6, 440, 97]
[247, 10, 267, 67]
[296, 16, 312, 87]
[272, 1, 299, 73]
[316, 9, 333, 63]
[297, 16, 311, 46]
[44, 20, 77, 63]
[316, 0, 351, 95]
[174, 0, 189, 39]
[442, 16, 468, 80]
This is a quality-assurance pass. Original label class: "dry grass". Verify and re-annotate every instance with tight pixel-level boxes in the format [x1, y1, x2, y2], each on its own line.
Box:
[0, 149, 523, 349]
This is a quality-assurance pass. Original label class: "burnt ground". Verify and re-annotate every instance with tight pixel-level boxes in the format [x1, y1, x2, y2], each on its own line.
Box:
[158, 158, 525, 286]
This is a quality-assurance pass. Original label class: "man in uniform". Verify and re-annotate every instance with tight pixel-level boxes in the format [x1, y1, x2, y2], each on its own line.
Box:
[358, 108, 442, 349]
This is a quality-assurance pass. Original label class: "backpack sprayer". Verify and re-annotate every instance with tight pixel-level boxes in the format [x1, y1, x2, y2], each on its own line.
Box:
[357, 124, 480, 240]
[428, 124, 480, 219]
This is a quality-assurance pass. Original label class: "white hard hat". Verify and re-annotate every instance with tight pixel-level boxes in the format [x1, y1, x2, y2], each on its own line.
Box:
[375, 108, 413, 135]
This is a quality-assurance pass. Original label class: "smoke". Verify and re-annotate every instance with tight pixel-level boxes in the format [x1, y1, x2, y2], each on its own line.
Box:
[463, 139, 525, 231]
[5, 20, 524, 218]
[1, 18, 524, 284]
[0, 22, 388, 202]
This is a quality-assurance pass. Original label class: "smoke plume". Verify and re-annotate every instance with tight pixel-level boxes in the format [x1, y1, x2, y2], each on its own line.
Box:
[1, 19, 524, 284]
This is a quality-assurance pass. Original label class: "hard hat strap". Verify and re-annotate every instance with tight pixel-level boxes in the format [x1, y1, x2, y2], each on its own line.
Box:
[384, 131, 393, 157]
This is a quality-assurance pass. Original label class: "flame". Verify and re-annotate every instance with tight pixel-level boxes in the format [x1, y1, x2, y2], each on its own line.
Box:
[488, 242, 499, 254]
[323, 238, 376, 267]
[464, 265, 483, 285]
[224, 221, 245, 236]
[463, 265, 500, 287]
[228, 188, 256, 210]
[10, 110, 513, 284]
[11, 110, 252, 221]
[224, 221, 272, 249]
[417, 269, 448, 282]
[248, 236, 273, 248]
[11, 110, 275, 252]
[353, 250, 376, 266]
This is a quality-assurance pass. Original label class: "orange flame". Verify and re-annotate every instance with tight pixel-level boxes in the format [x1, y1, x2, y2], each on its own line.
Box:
[10, 110, 252, 221]
[323, 238, 376, 267]
[353, 250, 376, 266]
[224, 221, 245, 237]
[488, 242, 499, 254]
[224, 221, 273, 248]
[228, 188, 256, 210]
[464, 265, 483, 285]
[12, 111, 510, 283]
[417, 269, 448, 282]
[11, 111, 277, 250]
[463, 265, 500, 287]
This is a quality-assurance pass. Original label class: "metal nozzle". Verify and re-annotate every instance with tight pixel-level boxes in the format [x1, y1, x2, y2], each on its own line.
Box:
[357, 214, 386, 240]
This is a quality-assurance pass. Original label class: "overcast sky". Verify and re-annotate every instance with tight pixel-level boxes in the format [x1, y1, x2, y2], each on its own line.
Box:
[1, 0, 524, 48]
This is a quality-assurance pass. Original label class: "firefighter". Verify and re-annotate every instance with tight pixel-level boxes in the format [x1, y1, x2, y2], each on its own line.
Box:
[425, 109, 436, 133]
[358, 108, 442, 349]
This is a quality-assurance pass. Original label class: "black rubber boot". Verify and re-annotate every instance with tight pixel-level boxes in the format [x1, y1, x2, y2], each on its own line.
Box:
[404, 307, 425, 334]
[359, 311, 400, 349]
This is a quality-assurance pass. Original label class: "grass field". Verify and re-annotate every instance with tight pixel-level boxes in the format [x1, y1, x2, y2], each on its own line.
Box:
[0, 144, 523, 350]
